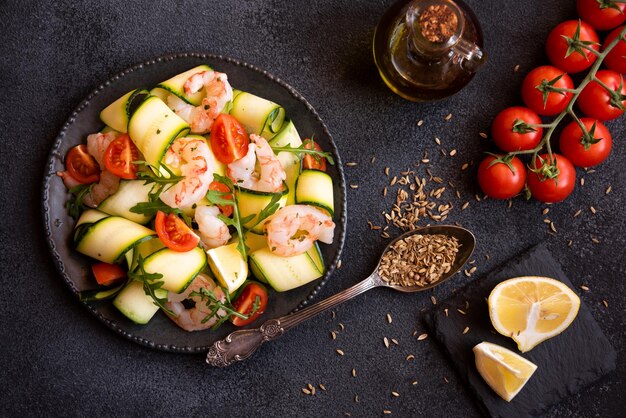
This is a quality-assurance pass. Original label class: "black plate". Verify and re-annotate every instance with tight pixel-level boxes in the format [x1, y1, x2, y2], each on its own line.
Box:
[41, 53, 347, 353]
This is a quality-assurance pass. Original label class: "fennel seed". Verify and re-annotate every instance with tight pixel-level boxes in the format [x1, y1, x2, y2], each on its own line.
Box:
[417, 333, 428, 341]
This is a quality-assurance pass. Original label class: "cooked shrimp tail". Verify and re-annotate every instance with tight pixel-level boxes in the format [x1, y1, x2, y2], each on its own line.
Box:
[195, 205, 231, 249]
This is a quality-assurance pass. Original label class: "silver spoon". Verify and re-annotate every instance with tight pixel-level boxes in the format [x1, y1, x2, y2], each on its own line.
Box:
[206, 225, 476, 367]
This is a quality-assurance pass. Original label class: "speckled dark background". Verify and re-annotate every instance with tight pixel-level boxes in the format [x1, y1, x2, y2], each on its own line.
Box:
[1, 0, 623, 416]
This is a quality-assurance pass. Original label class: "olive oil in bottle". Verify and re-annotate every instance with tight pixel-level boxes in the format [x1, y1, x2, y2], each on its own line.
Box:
[373, 0, 486, 102]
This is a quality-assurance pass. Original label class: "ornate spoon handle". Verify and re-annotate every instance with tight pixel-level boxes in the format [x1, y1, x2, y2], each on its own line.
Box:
[206, 274, 381, 367]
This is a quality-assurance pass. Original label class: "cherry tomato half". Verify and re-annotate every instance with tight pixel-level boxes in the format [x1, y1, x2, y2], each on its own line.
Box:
[527, 154, 576, 203]
[210, 114, 249, 164]
[66, 144, 100, 184]
[546, 20, 599, 74]
[559, 118, 612, 167]
[155, 211, 199, 252]
[231, 282, 268, 327]
[577, 0, 626, 31]
[603, 26, 626, 74]
[578, 70, 626, 121]
[491, 106, 543, 152]
[302, 139, 327, 171]
[521, 66, 574, 116]
[477, 155, 527, 200]
[104, 134, 139, 179]
[92, 262, 126, 287]
[208, 180, 233, 217]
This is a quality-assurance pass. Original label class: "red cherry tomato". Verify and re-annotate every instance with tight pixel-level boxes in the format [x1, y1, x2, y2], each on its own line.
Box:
[576, 0, 626, 31]
[210, 114, 249, 164]
[154, 211, 199, 252]
[546, 20, 599, 74]
[103, 134, 139, 179]
[577, 70, 626, 121]
[527, 154, 576, 203]
[231, 282, 268, 327]
[92, 262, 126, 287]
[208, 180, 233, 217]
[559, 118, 612, 167]
[66, 144, 100, 184]
[491, 107, 543, 152]
[302, 139, 327, 171]
[477, 155, 527, 200]
[603, 26, 626, 74]
[521, 66, 574, 116]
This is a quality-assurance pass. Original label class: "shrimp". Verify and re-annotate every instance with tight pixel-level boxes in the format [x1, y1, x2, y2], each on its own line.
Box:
[227, 134, 286, 193]
[195, 205, 231, 249]
[159, 137, 214, 209]
[264, 204, 335, 257]
[83, 170, 120, 207]
[164, 273, 227, 332]
[86, 131, 117, 169]
[167, 70, 233, 134]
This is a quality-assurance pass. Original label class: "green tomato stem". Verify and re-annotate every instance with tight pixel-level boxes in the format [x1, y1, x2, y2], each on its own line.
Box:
[507, 25, 626, 164]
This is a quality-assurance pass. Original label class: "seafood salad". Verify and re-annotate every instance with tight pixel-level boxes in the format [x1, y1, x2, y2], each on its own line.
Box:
[59, 65, 337, 331]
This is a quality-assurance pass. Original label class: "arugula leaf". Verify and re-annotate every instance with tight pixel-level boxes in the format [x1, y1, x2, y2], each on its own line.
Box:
[246, 192, 282, 230]
[206, 174, 250, 259]
[129, 255, 174, 316]
[270, 139, 335, 165]
[65, 183, 92, 219]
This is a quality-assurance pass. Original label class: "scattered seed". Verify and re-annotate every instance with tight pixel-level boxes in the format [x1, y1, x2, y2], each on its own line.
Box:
[350, 184, 359, 189]
[485, 253, 491, 260]
[417, 333, 428, 341]
[319, 383, 327, 391]
[346, 162, 357, 167]
[344, 413, 351, 417]
[430, 295, 437, 305]
[384, 337, 390, 348]
[385, 167, 390, 176]
[381, 232, 390, 239]
[383, 187, 388, 197]
[435, 137, 441, 145]
[391, 338, 399, 345]
[417, 119, 424, 126]
[550, 222, 557, 233]
[457, 309, 466, 315]
[463, 269, 471, 277]
[336, 349, 345, 356]
[445, 113, 453, 121]
[514, 64, 520, 72]
[602, 300, 609, 307]
[387, 313, 393, 324]
[352, 368, 357, 377]
[590, 206, 596, 214]
[331, 311, 336, 319]
[449, 149, 457, 157]
[605, 185, 612, 194]
[371, 156, 377, 164]
[591, 237, 600, 244]
[330, 331, 337, 340]
[421, 158, 430, 163]
[543, 218, 551, 224]
[443, 377, 449, 384]
[339, 323, 345, 331]
[354, 394, 359, 403]
[444, 308, 449, 317]
[462, 326, 470, 334]
[461, 202, 469, 210]
[542, 208, 550, 215]
[469, 266, 477, 274]
[507, 200, 513, 209]
[337, 259, 342, 269]
[574, 209, 582, 217]
[406, 354, 415, 361]
[412, 381, 418, 385]
[383, 410, 392, 415]
[392, 391, 400, 397]
[580, 178, 585, 186]
[580, 285, 590, 291]
[479, 132, 488, 139]
[302, 388, 311, 395]
[568, 240, 573, 247]
[461, 163, 469, 171]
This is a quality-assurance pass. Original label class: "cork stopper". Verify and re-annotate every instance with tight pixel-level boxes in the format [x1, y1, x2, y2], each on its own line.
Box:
[418, 4, 458, 43]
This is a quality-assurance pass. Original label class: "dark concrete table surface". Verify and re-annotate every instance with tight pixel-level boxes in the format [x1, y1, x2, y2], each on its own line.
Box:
[1, 0, 623, 416]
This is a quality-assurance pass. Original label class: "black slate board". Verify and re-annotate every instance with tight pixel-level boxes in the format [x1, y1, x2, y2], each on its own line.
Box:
[423, 244, 616, 417]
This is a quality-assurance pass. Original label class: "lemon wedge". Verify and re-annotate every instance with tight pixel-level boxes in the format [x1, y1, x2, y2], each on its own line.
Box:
[473, 342, 537, 402]
[488, 276, 580, 352]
